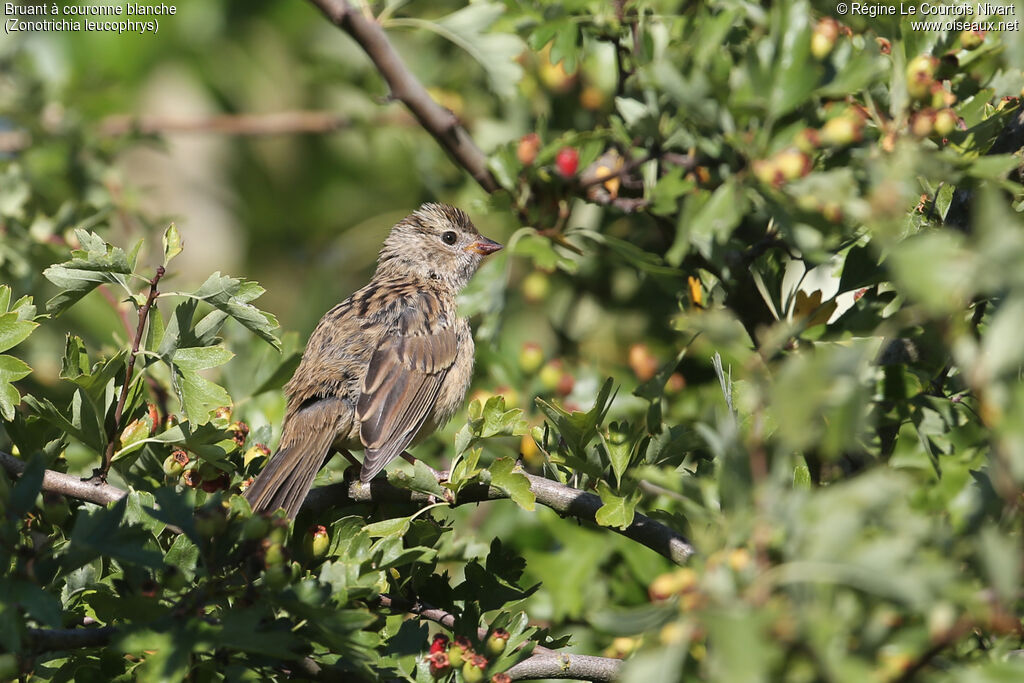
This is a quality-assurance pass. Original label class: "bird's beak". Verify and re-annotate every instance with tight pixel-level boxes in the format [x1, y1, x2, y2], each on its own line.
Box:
[465, 237, 503, 255]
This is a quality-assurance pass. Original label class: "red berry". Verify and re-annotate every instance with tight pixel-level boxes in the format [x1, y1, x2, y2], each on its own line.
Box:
[430, 633, 450, 655]
[555, 147, 579, 177]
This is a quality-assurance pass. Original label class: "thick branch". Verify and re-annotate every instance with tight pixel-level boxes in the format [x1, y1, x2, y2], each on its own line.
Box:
[0, 451, 125, 506]
[25, 626, 117, 650]
[306, 0, 499, 193]
[505, 653, 623, 681]
[2, 444, 691, 565]
[99, 266, 164, 480]
[303, 470, 695, 565]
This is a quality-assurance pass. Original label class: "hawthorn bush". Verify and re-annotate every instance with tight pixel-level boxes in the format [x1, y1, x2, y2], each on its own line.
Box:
[1, 0, 1023, 681]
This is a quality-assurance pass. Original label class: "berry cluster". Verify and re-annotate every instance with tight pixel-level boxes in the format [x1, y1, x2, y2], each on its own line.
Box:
[424, 630, 511, 682]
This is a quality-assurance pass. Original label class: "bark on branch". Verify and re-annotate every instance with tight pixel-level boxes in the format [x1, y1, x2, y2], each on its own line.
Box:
[0, 451, 125, 506]
[0, 448, 693, 565]
[305, 0, 499, 193]
[505, 653, 624, 681]
[302, 469, 695, 565]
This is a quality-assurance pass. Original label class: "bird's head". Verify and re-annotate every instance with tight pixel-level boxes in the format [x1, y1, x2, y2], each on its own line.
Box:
[376, 203, 502, 290]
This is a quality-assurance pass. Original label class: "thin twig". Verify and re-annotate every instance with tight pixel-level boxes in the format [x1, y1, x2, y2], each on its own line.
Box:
[0, 451, 125, 506]
[305, 0, 499, 193]
[98, 266, 165, 481]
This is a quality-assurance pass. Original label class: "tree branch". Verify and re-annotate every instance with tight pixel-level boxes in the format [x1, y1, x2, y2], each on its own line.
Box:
[25, 626, 118, 651]
[1, 443, 692, 565]
[0, 451, 125, 506]
[303, 469, 695, 565]
[98, 266, 165, 481]
[505, 653, 623, 681]
[98, 111, 352, 137]
[0, 112, 357, 154]
[305, 0, 499, 193]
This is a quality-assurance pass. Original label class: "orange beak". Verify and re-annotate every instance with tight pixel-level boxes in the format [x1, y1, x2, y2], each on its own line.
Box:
[465, 237, 503, 255]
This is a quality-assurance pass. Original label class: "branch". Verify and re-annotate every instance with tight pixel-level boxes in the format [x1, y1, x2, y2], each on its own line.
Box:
[98, 111, 352, 137]
[0, 112, 356, 154]
[306, 0, 499, 193]
[0, 451, 125, 506]
[2, 442, 692, 565]
[23, 625, 381, 682]
[98, 266, 164, 481]
[25, 626, 118, 651]
[303, 469, 695, 565]
[505, 653, 623, 681]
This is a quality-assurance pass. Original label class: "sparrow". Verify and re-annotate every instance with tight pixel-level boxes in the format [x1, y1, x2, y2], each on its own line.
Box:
[244, 203, 502, 518]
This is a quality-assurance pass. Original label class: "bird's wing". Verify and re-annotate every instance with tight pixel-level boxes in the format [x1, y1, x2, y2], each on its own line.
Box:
[356, 295, 459, 481]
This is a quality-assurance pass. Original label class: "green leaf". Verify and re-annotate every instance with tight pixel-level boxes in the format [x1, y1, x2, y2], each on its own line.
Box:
[363, 517, 411, 539]
[668, 180, 746, 263]
[397, 2, 525, 99]
[594, 481, 641, 529]
[536, 377, 617, 460]
[42, 229, 133, 314]
[510, 231, 579, 273]
[404, 459, 448, 498]
[489, 457, 535, 511]
[183, 273, 280, 348]
[479, 395, 528, 438]
[0, 311, 36, 354]
[602, 421, 634, 486]
[9, 456, 44, 515]
[0, 354, 32, 421]
[162, 223, 183, 266]
[839, 244, 884, 293]
[168, 345, 234, 423]
[574, 229, 682, 278]
[447, 447, 483, 494]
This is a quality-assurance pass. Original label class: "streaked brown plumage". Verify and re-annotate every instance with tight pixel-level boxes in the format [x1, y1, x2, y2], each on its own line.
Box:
[244, 204, 502, 518]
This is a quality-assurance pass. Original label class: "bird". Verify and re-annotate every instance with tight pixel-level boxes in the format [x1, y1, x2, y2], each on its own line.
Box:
[243, 203, 502, 518]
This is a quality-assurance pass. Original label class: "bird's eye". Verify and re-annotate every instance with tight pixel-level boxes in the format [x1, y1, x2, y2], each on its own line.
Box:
[441, 231, 458, 245]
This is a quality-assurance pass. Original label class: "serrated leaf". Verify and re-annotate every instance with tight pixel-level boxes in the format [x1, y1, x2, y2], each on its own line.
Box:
[162, 223, 183, 266]
[489, 457, 535, 511]
[479, 395, 528, 438]
[0, 354, 33, 421]
[363, 517, 411, 539]
[403, 459, 447, 498]
[602, 421, 634, 486]
[594, 481, 641, 529]
[426, 2, 525, 98]
[183, 273, 280, 348]
[60, 335, 89, 381]
[536, 378, 617, 460]
[168, 345, 234, 423]
[0, 311, 36, 354]
[42, 229, 133, 314]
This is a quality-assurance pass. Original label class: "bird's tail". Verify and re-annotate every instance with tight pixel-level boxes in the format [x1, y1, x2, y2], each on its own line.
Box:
[243, 400, 345, 519]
